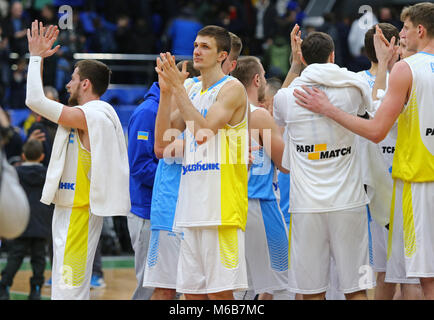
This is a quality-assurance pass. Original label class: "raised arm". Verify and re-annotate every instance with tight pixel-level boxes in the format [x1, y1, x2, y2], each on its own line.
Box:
[282, 24, 304, 89]
[154, 56, 187, 156]
[293, 60, 412, 143]
[26, 20, 88, 131]
[372, 25, 399, 101]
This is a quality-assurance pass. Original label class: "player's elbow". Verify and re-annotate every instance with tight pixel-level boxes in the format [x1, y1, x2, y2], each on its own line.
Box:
[278, 166, 290, 174]
[154, 143, 165, 159]
[369, 129, 387, 144]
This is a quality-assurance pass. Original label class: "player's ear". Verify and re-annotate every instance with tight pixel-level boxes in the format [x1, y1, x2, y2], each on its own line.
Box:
[254, 74, 260, 88]
[329, 51, 335, 64]
[82, 79, 91, 91]
[417, 24, 425, 38]
[219, 50, 228, 63]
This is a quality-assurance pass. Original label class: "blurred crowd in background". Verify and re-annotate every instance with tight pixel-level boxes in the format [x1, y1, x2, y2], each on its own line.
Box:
[0, 0, 411, 257]
[0, 0, 408, 108]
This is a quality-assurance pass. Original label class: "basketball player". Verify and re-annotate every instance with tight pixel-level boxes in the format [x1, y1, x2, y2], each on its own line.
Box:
[25, 21, 130, 299]
[357, 23, 424, 300]
[232, 56, 290, 300]
[146, 42, 243, 300]
[274, 32, 375, 300]
[154, 25, 249, 300]
[294, 2, 434, 299]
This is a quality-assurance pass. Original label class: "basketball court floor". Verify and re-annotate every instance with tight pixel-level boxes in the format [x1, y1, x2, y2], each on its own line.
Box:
[0, 256, 136, 300]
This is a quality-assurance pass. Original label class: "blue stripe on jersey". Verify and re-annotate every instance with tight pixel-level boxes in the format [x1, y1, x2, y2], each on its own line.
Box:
[278, 171, 290, 223]
[248, 146, 276, 200]
[367, 205, 374, 266]
[260, 200, 288, 272]
[150, 159, 182, 231]
[147, 230, 160, 268]
[201, 75, 229, 94]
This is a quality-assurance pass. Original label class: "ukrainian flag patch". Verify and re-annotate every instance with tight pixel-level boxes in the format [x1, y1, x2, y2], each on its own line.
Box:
[137, 131, 149, 141]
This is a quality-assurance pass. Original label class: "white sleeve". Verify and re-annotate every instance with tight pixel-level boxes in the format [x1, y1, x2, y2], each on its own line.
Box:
[273, 89, 288, 127]
[25, 56, 64, 123]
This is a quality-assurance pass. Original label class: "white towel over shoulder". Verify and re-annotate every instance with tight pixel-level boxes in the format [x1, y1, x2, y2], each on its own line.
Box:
[41, 100, 130, 217]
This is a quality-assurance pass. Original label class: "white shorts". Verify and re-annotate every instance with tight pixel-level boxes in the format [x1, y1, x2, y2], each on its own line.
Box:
[385, 179, 434, 282]
[143, 229, 183, 289]
[176, 226, 248, 294]
[288, 206, 376, 294]
[51, 205, 103, 300]
[245, 199, 288, 294]
[369, 209, 388, 272]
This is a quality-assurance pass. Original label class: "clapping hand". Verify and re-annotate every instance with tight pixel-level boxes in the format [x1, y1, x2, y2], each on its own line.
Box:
[373, 25, 399, 71]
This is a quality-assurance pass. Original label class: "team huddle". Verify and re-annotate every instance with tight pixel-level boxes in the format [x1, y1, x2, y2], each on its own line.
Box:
[22, 1, 434, 300]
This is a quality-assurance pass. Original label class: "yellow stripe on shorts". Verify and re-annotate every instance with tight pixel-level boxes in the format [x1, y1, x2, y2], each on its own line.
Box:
[218, 226, 239, 269]
[402, 182, 417, 258]
[63, 206, 89, 287]
[63, 138, 91, 287]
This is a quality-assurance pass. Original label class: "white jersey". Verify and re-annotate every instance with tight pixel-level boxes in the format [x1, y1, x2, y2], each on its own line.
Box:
[174, 75, 249, 229]
[393, 51, 434, 182]
[357, 70, 396, 171]
[274, 64, 369, 213]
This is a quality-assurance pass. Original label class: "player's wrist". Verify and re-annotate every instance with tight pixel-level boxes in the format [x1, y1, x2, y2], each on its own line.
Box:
[290, 62, 302, 75]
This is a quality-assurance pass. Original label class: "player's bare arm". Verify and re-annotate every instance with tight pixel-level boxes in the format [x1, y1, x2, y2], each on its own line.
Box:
[372, 25, 398, 101]
[157, 52, 246, 143]
[293, 60, 412, 143]
[26, 20, 88, 132]
[282, 24, 303, 89]
[154, 56, 188, 155]
[250, 108, 288, 173]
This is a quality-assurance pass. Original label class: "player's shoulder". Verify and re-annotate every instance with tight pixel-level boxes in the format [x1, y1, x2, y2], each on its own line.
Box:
[218, 77, 246, 101]
[250, 106, 273, 128]
[222, 77, 245, 91]
[389, 60, 412, 80]
[273, 87, 293, 104]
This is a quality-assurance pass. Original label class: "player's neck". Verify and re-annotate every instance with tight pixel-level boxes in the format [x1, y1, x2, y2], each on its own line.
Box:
[200, 65, 226, 92]
[368, 63, 378, 76]
[419, 38, 434, 54]
[246, 87, 259, 107]
[78, 94, 100, 105]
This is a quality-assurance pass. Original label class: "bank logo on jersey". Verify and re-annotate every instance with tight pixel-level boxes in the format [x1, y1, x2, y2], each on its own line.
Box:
[296, 143, 352, 160]
[182, 161, 220, 175]
[59, 181, 75, 190]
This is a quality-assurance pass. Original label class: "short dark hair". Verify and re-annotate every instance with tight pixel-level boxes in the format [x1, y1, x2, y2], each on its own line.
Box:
[229, 32, 243, 61]
[364, 23, 400, 63]
[266, 77, 282, 95]
[197, 25, 231, 54]
[231, 56, 262, 88]
[301, 32, 335, 65]
[401, 2, 434, 38]
[23, 139, 43, 161]
[74, 60, 111, 97]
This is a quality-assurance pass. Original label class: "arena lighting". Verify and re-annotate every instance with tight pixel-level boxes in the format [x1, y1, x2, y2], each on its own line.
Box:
[73, 53, 193, 61]
[10, 53, 193, 61]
